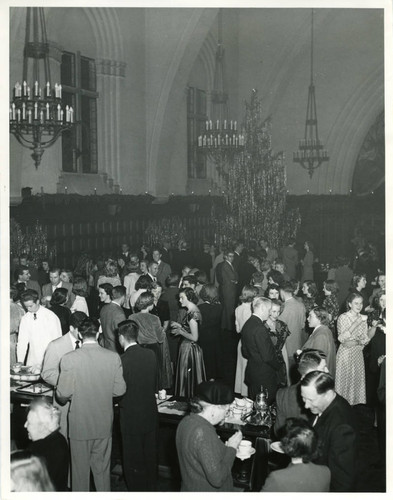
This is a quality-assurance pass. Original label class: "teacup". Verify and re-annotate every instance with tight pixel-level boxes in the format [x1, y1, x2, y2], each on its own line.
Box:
[244, 397, 254, 409]
[238, 439, 252, 455]
[235, 397, 245, 407]
[232, 408, 243, 418]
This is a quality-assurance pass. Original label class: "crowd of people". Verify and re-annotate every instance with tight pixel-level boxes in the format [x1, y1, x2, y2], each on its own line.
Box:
[9, 236, 386, 492]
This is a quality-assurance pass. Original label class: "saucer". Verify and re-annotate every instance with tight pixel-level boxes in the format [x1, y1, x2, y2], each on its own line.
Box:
[270, 441, 284, 454]
[236, 447, 256, 460]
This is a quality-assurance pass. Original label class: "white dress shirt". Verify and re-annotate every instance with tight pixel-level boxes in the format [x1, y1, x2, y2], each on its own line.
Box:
[17, 305, 62, 367]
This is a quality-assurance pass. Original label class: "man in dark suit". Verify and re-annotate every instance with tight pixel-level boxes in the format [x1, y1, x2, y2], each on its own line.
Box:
[274, 349, 328, 437]
[56, 318, 126, 492]
[99, 285, 126, 353]
[118, 320, 158, 491]
[241, 296, 281, 403]
[42, 267, 74, 308]
[217, 249, 238, 331]
[152, 248, 172, 287]
[300, 371, 357, 492]
[14, 265, 42, 299]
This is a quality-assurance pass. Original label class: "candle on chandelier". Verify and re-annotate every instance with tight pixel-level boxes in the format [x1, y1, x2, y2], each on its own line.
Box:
[234, 121, 237, 131]
[34, 102, 38, 120]
[58, 84, 62, 99]
[17, 109, 21, 122]
[22, 103, 26, 120]
[23, 81, 27, 96]
[57, 104, 61, 121]
[69, 107, 74, 123]
[46, 82, 51, 97]
[60, 109, 64, 122]
[209, 120, 212, 130]
[40, 110, 44, 123]
[46, 103, 50, 120]
[28, 109, 32, 124]
[198, 136, 202, 147]
[216, 120, 219, 130]
[27, 86, 31, 99]
[66, 105, 70, 122]
[224, 120, 227, 129]
[34, 81, 39, 96]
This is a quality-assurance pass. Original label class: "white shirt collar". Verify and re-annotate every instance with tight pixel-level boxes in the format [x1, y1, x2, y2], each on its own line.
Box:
[124, 342, 137, 351]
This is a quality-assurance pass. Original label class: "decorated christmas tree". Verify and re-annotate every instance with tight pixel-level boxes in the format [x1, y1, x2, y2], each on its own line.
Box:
[214, 89, 301, 248]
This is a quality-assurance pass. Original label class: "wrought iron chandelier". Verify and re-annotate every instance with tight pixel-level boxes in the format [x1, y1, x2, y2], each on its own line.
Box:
[197, 10, 244, 166]
[10, 7, 75, 168]
[293, 10, 329, 178]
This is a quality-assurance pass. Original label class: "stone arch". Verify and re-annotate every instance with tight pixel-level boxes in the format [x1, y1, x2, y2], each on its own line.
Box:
[147, 8, 219, 195]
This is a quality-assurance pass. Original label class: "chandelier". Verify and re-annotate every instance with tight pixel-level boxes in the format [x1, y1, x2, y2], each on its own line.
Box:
[197, 10, 244, 166]
[293, 10, 329, 178]
[10, 7, 75, 168]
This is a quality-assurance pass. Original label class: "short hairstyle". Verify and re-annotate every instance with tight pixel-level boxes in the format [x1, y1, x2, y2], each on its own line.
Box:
[11, 450, 55, 492]
[300, 370, 335, 394]
[79, 317, 99, 339]
[180, 287, 199, 304]
[252, 296, 271, 310]
[251, 271, 265, 287]
[311, 307, 330, 326]
[296, 349, 327, 376]
[60, 269, 73, 281]
[346, 292, 363, 310]
[72, 277, 88, 297]
[195, 270, 208, 285]
[265, 283, 280, 298]
[352, 273, 366, 288]
[280, 281, 295, 294]
[239, 285, 259, 303]
[148, 260, 158, 270]
[372, 289, 385, 309]
[69, 311, 88, 329]
[14, 265, 29, 281]
[135, 291, 154, 312]
[182, 274, 197, 287]
[104, 260, 119, 278]
[269, 298, 283, 311]
[49, 267, 61, 275]
[135, 275, 153, 291]
[50, 287, 68, 306]
[21, 289, 39, 303]
[118, 320, 139, 343]
[303, 280, 318, 297]
[165, 273, 180, 287]
[151, 247, 162, 255]
[280, 418, 320, 462]
[28, 398, 61, 434]
[112, 285, 126, 300]
[323, 279, 339, 295]
[199, 283, 220, 304]
[98, 282, 113, 297]
[267, 269, 284, 287]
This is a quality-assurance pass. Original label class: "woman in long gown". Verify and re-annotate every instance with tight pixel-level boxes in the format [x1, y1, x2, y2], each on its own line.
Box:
[263, 299, 291, 387]
[234, 285, 258, 396]
[130, 291, 172, 391]
[171, 288, 206, 398]
[335, 292, 375, 405]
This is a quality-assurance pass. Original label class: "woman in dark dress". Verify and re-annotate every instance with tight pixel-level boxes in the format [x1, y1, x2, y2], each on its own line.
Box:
[263, 299, 290, 386]
[49, 288, 71, 335]
[198, 284, 222, 380]
[322, 279, 340, 342]
[171, 288, 206, 398]
[344, 273, 368, 314]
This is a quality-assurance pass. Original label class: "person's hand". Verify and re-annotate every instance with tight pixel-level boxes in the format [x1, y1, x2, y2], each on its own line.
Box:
[226, 430, 243, 450]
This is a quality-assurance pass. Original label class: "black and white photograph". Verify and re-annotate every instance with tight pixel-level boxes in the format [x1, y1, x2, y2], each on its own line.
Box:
[3, 0, 390, 495]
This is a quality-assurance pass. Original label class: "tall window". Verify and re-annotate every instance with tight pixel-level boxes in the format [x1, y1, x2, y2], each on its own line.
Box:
[61, 52, 98, 173]
[187, 87, 207, 179]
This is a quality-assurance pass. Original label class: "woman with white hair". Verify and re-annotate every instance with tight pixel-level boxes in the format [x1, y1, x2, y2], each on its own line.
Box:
[25, 398, 69, 491]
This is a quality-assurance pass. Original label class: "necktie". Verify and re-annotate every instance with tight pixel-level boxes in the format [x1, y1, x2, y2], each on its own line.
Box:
[33, 313, 37, 320]
[75, 340, 80, 349]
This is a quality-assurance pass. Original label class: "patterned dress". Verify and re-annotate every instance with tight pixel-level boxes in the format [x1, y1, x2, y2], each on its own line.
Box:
[264, 319, 291, 386]
[335, 312, 370, 405]
[175, 309, 206, 398]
